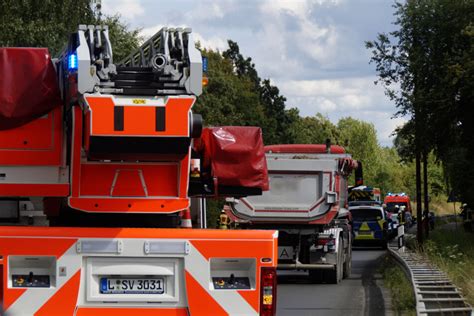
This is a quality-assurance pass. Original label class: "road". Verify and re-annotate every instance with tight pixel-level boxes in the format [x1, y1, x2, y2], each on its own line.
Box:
[276, 249, 389, 316]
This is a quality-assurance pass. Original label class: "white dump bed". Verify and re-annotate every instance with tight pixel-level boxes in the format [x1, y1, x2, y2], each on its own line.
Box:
[231, 145, 354, 224]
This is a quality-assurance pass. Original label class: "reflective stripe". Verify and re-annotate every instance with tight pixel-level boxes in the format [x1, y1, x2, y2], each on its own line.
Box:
[6, 244, 81, 315]
[186, 243, 259, 316]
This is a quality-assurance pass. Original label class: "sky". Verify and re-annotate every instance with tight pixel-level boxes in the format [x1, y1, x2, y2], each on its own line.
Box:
[102, 0, 405, 146]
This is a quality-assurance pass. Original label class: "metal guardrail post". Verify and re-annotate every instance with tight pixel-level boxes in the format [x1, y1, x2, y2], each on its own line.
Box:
[397, 225, 405, 249]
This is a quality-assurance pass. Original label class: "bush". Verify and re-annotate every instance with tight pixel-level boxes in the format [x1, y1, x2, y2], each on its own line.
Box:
[423, 228, 474, 305]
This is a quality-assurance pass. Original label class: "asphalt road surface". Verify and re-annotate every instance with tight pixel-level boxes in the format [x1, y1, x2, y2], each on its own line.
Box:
[277, 249, 389, 316]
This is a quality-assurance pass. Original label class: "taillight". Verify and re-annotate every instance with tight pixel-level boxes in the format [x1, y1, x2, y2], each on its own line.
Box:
[316, 237, 336, 251]
[260, 267, 277, 316]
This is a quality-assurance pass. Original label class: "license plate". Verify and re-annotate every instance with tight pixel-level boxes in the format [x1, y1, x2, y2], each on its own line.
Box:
[100, 277, 165, 294]
[278, 246, 294, 260]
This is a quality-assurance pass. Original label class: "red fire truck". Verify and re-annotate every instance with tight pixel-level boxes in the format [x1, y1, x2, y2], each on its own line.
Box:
[0, 25, 277, 315]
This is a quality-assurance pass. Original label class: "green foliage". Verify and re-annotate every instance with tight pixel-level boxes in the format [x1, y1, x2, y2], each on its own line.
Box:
[393, 121, 415, 162]
[196, 43, 447, 201]
[289, 113, 339, 145]
[205, 199, 224, 229]
[0, 0, 455, 222]
[103, 15, 142, 63]
[0, 0, 95, 55]
[380, 255, 416, 314]
[195, 48, 265, 127]
[337, 117, 380, 183]
[0, 1, 141, 62]
[423, 227, 474, 305]
[373, 147, 415, 197]
[367, 0, 474, 205]
[196, 41, 298, 145]
[222, 40, 260, 87]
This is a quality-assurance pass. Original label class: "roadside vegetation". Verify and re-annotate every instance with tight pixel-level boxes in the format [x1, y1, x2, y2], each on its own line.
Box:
[379, 255, 416, 315]
[368, 0, 474, 209]
[423, 227, 474, 305]
[429, 199, 461, 217]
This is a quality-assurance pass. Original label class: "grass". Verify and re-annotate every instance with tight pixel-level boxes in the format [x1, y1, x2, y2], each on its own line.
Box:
[411, 196, 461, 217]
[379, 255, 416, 315]
[421, 227, 474, 306]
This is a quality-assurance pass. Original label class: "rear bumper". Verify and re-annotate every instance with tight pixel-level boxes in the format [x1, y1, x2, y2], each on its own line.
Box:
[0, 226, 277, 316]
[278, 263, 335, 270]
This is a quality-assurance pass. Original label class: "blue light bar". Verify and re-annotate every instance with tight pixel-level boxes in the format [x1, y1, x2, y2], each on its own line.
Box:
[202, 56, 208, 73]
[68, 53, 78, 71]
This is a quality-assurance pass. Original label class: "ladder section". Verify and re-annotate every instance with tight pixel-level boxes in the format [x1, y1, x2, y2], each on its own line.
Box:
[118, 27, 202, 96]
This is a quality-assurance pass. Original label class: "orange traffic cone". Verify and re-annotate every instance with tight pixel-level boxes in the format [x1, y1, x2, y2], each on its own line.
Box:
[181, 208, 192, 228]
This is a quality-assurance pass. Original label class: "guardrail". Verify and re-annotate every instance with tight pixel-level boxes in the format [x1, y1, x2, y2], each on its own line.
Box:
[388, 233, 472, 315]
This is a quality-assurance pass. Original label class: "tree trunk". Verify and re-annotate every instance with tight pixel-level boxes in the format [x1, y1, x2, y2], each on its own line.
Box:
[416, 147, 423, 245]
[423, 151, 429, 237]
[415, 105, 423, 245]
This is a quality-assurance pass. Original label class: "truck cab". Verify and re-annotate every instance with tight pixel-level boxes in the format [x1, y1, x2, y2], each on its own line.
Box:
[384, 193, 412, 214]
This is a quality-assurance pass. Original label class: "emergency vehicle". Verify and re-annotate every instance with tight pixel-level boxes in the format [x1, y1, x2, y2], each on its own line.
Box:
[348, 186, 381, 202]
[384, 193, 412, 214]
[226, 144, 357, 284]
[349, 205, 388, 249]
[0, 25, 277, 315]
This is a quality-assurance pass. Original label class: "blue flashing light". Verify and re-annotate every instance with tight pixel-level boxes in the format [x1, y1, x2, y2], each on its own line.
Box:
[68, 53, 78, 71]
[202, 56, 208, 73]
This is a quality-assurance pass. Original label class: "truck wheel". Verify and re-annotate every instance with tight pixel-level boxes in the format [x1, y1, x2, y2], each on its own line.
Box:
[343, 243, 352, 279]
[324, 238, 343, 284]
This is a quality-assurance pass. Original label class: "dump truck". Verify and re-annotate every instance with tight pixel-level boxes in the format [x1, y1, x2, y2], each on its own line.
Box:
[0, 25, 277, 316]
[226, 144, 358, 284]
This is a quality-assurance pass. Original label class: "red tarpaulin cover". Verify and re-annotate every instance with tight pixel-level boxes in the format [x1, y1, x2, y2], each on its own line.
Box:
[196, 127, 269, 190]
[0, 48, 62, 130]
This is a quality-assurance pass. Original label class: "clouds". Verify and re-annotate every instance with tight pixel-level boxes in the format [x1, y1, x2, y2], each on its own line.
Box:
[102, 0, 145, 19]
[101, 0, 400, 145]
[276, 76, 406, 145]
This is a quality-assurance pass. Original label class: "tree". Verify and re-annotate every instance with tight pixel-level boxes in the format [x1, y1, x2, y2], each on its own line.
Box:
[0, 0, 95, 55]
[0, 1, 141, 61]
[222, 40, 260, 87]
[259, 79, 297, 144]
[367, 1, 474, 241]
[194, 48, 265, 127]
[337, 117, 380, 184]
[103, 15, 142, 62]
[289, 113, 339, 145]
[393, 121, 415, 162]
[197, 41, 298, 145]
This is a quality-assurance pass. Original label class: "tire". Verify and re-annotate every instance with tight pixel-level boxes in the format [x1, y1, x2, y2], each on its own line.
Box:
[324, 238, 343, 284]
[381, 239, 388, 250]
[343, 241, 352, 279]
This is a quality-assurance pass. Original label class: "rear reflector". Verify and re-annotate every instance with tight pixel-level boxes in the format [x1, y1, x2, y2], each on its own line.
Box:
[316, 237, 336, 251]
[260, 267, 277, 316]
[316, 237, 335, 246]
